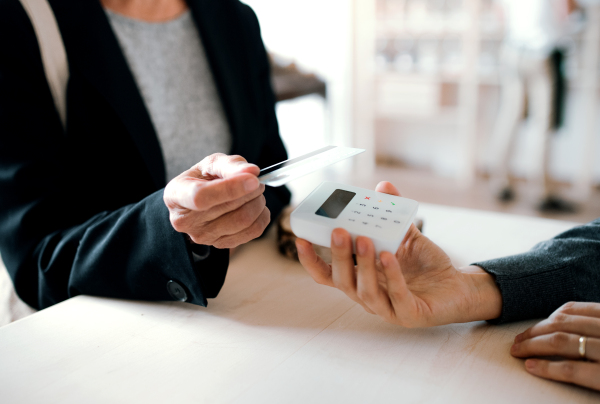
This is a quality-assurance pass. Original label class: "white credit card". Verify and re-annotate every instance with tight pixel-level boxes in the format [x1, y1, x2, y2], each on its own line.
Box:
[258, 146, 365, 187]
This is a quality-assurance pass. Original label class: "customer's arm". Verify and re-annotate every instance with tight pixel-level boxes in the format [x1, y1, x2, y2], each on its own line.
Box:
[0, 2, 266, 310]
[297, 181, 600, 327]
[473, 218, 600, 323]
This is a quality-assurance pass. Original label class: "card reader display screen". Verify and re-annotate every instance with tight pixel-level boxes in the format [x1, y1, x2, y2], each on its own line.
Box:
[315, 189, 356, 219]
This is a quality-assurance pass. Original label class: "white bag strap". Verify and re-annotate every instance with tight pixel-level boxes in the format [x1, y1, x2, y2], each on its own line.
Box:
[19, 0, 69, 130]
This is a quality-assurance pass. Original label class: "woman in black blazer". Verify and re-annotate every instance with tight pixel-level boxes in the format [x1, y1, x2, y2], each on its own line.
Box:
[0, 0, 290, 309]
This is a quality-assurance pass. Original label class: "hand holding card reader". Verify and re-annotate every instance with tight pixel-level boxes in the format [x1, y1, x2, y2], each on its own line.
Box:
[291, 182, 418, 255]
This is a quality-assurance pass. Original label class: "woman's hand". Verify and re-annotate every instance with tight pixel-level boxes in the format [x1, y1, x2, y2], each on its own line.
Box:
[164, 153, 270, 249]
[296, 181, 502, 327]
[511, 302, 600, 391]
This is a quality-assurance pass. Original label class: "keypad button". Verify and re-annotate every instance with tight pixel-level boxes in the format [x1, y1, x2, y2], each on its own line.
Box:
[386, 209, 392, 213]
[394, 220, 401, 224]
[375, 225, 382, 229]
[353, 211, 361, 214]
[373, 207, 379, 210]
[362, 221, 368, 225]
[349, 218, 356, 222]
[359, 203, 366, 207]
[381, 217, 387, 221]
[367, 214, 374, 217]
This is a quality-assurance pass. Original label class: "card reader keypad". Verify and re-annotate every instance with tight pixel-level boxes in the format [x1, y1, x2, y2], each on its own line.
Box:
[341, 199, 403, 230]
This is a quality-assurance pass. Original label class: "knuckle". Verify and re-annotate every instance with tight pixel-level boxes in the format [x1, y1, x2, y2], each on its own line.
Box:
[551, 313, 569, 328]
[189, 235, 203, 245]
[559, 301, 576, 313]
[315, 277, 327, 286]
[200, 153, 221, 169]
[559, 362, 575, 380]
[213, 237, 234, 249]
[549, 332, 569, 349]
[227, 154, 246, 164]
[170, 214, 187, 232]
[190, 233, 210, 246]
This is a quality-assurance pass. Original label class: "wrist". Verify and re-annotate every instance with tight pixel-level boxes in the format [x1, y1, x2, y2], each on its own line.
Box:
[460, 265, 503, 322]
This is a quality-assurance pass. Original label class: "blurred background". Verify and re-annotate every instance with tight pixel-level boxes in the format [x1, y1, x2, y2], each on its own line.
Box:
[245, 0, 600, 223]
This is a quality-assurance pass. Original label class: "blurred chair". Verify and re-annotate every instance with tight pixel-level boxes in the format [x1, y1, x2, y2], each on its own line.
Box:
[269, 53, 326, 102]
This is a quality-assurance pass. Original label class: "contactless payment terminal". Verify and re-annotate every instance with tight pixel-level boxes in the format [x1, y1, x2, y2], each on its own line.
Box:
[291, 182, 419, 255]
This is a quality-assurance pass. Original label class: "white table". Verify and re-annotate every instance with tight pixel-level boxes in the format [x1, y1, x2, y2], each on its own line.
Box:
[0, 204, 598, 403]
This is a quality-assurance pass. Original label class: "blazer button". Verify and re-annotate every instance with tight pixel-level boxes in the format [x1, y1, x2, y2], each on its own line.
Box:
[167, 280, 188, 302]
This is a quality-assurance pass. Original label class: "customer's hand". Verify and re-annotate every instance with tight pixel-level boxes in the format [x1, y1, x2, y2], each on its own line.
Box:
[164, 153, 269, 249]
[511, 302, 600, 391]
[296, 181, 502, 327]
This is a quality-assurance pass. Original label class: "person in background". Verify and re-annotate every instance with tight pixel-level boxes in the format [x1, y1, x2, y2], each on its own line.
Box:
[297, 181, 600, 391]
[0, 0, 290, 313]
[489, 0, 577, 212]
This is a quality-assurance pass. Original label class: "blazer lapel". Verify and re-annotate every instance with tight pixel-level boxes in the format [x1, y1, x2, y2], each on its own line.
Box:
[49, 0, 166, 189]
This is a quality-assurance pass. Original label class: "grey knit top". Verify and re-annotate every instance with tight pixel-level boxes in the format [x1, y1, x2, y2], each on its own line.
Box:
[106, 9, 232, 181]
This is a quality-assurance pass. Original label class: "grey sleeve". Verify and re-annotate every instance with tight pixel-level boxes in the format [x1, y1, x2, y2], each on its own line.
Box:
[473, 218, 600, 324]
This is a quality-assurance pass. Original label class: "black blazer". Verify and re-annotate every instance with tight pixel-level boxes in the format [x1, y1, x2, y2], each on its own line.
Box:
[0, 0, 291, 310]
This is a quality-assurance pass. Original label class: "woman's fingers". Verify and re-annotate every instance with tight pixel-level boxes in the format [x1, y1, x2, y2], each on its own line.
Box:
[516, 314, 600, 343]
[330, 230, 375, 314]
[374, 181, 401, 197]
[512, 333, 600, 362]
[211, 207, 270, 249]
[355, 237, 390, 316]
[296, 238, 334, 287]
[330, 229, 358, 294]
[524, 359, 600, 391]
[558, 302, 600, 319]
[380, 251, 421, 326]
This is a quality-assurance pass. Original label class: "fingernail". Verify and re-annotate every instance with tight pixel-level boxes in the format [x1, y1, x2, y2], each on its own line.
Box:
[514, 333, 523, 343]
[525, 359, 538, 370]
[511, 343, 520, 353]
[332, 231, 343, 247]
[244, 178, 259, 192]
[357, 239, 367, 256]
